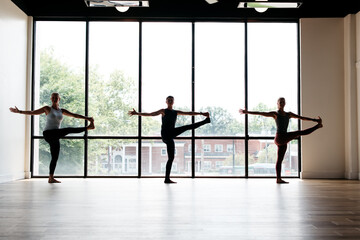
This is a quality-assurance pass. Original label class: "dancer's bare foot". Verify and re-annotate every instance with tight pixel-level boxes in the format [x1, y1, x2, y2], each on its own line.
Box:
[87, 118, 95, 130]
[317, 116, 323, 128]
[164, 179, 177, 184]
[276, 179, 289, 184]
[48, 177, 61, 183]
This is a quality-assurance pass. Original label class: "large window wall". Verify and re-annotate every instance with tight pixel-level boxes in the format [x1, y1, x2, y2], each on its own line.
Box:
[32, 20, 299, 178]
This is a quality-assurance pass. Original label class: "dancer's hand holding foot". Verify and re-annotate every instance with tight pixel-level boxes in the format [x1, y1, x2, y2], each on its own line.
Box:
[202, 112, 211, 123]
[87, 117, 95, 130]
[317, 116, 323, 128]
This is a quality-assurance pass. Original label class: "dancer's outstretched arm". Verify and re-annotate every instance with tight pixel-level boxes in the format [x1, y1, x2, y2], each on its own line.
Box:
[9, 106, 50, 115]
[128, 108, 164, 117]
[177, 110, 209, 117]
[239, 109, 276, 118]
[62, 109, 93, 121]
[288, 112, 320, 123]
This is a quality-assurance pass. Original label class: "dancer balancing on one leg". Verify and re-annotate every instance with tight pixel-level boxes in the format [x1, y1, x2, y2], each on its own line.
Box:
[239, 97, 323, 184]
[128, 96, 210, 184]
[9, 92, 95, 183]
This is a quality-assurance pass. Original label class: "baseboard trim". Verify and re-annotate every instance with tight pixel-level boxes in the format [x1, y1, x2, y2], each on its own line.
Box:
[301, 171, 345, 179]
[344, 171, 359, 180]
[24, 171, 31, 179]
[0, 172, 25, 183]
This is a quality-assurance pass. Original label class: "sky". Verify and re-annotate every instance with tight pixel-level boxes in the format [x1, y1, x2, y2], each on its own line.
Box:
[35, 21, 298, 123]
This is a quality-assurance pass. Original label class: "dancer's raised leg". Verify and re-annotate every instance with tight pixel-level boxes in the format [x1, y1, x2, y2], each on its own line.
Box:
[44, 120, 95, 183]
[172, 115, 210, 137]
[287, 117, 323, 140]
[299, 117, 322, 136]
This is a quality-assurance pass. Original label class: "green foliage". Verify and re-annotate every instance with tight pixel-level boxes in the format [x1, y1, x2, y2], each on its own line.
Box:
[39, 48, 85, 129]
[38, 139, 83, 175]
[256, 143, 277, 164]
[195, 106, 243, 136]
[38, 49, 85, 174]
[248, 103, 277, 135]
[38, 48, 162, 175]
[89, 67, 138, 136]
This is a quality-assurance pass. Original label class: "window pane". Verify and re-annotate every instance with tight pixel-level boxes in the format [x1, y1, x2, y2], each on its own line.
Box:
[33, 139, 84, 176]
[195, 23, 245, 136]
[89, 22, 139, 136]
[195, 140, 245, 176]
[248, 139, 298, 177]
[248, 23, 298, 136]
[33, 21, 86, 136]
[141, 139, 191, 177]
[142, 23, 192, 136]
[88, 139, 138, 176]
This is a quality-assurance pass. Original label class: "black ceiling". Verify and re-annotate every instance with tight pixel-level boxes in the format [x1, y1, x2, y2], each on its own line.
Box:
[11, 0, 360, 20]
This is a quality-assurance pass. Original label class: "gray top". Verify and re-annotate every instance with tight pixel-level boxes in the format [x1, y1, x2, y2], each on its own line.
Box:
[44, 107, 63, 131]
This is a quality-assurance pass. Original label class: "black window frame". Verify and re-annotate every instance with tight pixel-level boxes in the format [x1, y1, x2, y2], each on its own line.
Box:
[30, 18, 301, 179]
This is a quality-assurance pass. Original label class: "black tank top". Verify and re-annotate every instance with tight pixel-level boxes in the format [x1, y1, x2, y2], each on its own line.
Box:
[275, 111, 290, 133]
[162, 109, 177, 130]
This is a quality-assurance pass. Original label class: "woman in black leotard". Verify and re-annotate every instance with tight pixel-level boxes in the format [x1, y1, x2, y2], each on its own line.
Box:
[10, 92, 95, 183]
[129, 96, 210, 184]
[239, 97, 323, 184]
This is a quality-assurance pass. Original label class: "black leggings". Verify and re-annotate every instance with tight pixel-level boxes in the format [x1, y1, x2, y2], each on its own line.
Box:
[43, 127, 87, 175]
[274, 124, 320, 179]
[161, 118, 210, 180]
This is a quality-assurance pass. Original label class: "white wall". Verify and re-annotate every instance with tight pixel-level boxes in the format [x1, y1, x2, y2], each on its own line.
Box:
[356, 12, 360, 179]
[0, 0, 30, 182]
[300, 18, 346, 178]
[344, 14, 358, 179]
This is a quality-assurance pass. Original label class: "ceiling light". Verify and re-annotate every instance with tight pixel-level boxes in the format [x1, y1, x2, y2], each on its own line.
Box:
[255, 0, 268, 13]
[205, 0, 219, 4]
[238, 1, 302, 13]
[84, 0, 150, 12]
[115, 6, 130, 12]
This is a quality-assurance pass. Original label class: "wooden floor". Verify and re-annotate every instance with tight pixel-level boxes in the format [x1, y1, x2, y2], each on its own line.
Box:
[1, 179, 360, 240]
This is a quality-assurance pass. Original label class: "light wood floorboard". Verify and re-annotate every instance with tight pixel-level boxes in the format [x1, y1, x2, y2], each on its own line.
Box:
[1, 179, 360, 239]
